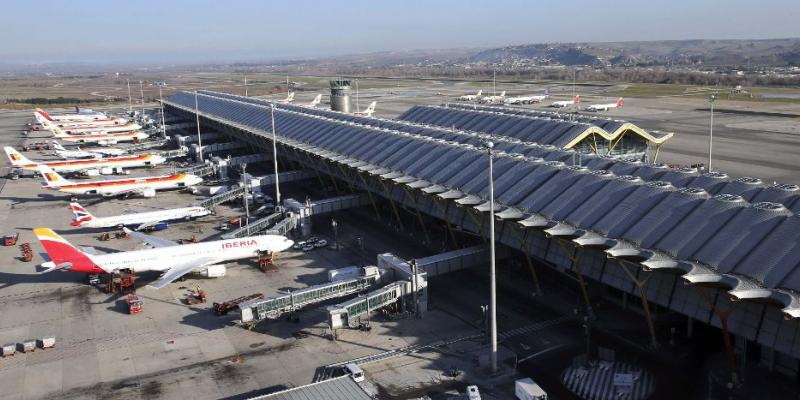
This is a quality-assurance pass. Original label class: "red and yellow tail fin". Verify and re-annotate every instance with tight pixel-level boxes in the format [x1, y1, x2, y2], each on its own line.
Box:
[33, 228, 101, 273]
[38, 165, 72, 187]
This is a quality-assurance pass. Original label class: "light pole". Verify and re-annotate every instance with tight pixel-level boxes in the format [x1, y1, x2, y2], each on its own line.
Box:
[355, 79, 360, 113]
[158, 83, 166, 139]
[708, 94, 716, 172]
[126, 79, 132, 114]
[332, 219, 338, 250]
[270, 104, 281, 208]
[194, 91, 203, 162]
[486, 140, 498, 374]
[139, 80, 145, 116]
[242, 163, 250, 230]
[244, 74, 248, 97]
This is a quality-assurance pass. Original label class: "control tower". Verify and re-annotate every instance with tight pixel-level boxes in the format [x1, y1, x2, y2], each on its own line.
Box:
[329, 79, 352, 113]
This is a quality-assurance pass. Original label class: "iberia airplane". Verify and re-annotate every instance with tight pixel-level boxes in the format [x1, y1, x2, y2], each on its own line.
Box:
[33, 108, 108, 123]
[38, 165, 202, 197]
[55, 130, 149, 146]
[4, 147, 165, 173]
[34, 109, 130, 130]
[34, 227, 293, 289]
[51, 122, 141, 135]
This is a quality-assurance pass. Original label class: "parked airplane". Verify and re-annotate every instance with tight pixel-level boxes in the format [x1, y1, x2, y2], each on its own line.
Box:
[457, 90, 482, 101]
[33, 108, 107, 123]
[481, 91, 506, 104]
[4, 147, 165, 173]
[36, 112, 128, 129]
[303, 94, 323, 107]
[38, 165, 202, 197]
[277, 92, 295, 104]
[55, 130, 149, 146]
[353, 101, 377, 117]
[34, 227, 293, 289]
[68, 202, 210, 230]
[586, 98, 623, 112]
[51, 141, 126, 159]
[550, 95, 581, 108]
[505, 90, 549, 105]
[52, 122, 141, 135]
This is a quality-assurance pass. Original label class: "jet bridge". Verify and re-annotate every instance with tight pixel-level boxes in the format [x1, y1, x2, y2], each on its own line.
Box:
[196, 186, 245, 209]
[239, 266, 384, 324]
[221, 211, 286, 239]
[328, 280, 411, 329]
[284, 194, 372, 236]
[164, 122, 195, 131]
[125, 138, 170, 152]
[178, 162, 217, 178]
[155, 148, 189, 159]
[379, 245, 500, 279]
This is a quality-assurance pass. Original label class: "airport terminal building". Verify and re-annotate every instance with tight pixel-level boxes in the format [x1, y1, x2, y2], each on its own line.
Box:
[164, 90, 800, 380]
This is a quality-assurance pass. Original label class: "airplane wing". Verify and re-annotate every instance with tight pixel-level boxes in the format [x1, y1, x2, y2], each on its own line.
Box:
[134, 220, 160, 231]
[79, 246, 107, 255]
[147, 258, 220, 289]
[123, 227, 178, 248]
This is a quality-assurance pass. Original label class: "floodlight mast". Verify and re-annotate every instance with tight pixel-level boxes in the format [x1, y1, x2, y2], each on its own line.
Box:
[194, 91, 203, 162]
[270, 104, 281, 208]
[486, 140, 498, 374]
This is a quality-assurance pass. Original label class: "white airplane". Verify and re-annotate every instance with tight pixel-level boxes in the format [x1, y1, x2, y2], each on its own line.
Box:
[52, 122, 141, 135]
[481, 91, 506, 104]
[505, 90, 549, 105]
[277, 92, 295, 104]
[550, 95, 581, 108]
[51, 141, 126, 159]
[586, 98, 624, 112]
[33, 108, 108, 124]
[353, 101, 377, 117]
[4, 147, 165, 173]
[34, 227, 293, 289]
[303, 94, 323, 107]
[55, 130, 149, 146]
[68, 201, 210, 231]
[38, 165, 202, 197]
[457, 90, 482, 101]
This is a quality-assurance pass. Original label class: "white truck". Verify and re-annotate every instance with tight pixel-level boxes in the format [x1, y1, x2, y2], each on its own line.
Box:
[515, 378, 547, 400]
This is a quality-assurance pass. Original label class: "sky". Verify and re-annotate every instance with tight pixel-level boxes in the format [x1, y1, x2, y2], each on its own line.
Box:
[1, 0, 798, 64]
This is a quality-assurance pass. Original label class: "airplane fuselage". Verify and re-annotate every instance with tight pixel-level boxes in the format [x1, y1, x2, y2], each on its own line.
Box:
[56, 123, 140, 135]
[47, 173, 201, 196]
[16, 154, 163, 173]
[76, 206, 210, 229]
[58, 131, 148, 144]
[88, 235, 292, 273]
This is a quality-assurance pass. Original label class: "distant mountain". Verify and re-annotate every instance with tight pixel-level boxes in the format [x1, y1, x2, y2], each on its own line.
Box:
[466, 39, 800, 67]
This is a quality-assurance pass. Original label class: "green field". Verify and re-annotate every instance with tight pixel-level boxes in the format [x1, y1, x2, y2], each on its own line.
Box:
[608, 83, 800, 103]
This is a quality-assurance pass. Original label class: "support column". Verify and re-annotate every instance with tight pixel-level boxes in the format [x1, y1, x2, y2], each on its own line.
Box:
[439, 200, 460, 248]
[378, 179, 405, 232]
[555, 240, 593, 318]
[617, 260, 658, 349]
[694, 286, 739, 382]
[404, 187, 431, 244]
[509, 226, 543, 296]
[357, 173, 382, 220]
